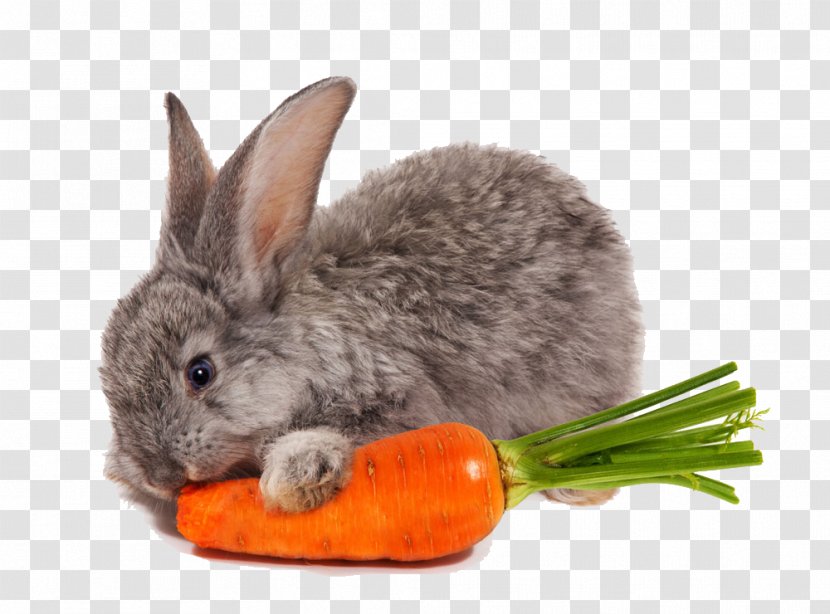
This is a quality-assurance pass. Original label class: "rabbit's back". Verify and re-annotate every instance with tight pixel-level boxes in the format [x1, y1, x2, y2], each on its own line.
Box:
[301, 142, 644, 440]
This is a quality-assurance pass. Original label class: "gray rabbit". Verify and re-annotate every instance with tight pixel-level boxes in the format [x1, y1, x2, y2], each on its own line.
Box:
[101, 76, 644, 513]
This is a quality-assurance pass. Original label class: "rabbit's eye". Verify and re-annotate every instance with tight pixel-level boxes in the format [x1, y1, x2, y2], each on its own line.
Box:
[186, 357, 214, 392]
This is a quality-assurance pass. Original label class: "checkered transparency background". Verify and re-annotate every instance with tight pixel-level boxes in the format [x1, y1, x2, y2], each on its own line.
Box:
[1, 0, 828, 611]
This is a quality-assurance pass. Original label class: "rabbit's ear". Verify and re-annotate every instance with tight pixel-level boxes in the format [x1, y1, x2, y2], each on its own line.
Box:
[159, 93, 216, 259]
[236, 77, 355, 274]
[195, 77, 356, 306]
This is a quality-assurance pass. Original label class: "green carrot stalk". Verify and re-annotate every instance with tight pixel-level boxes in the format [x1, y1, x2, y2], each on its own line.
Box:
[491, 363, 766, 509]
[580, 474, 740, 504]
[607, 440, 756, 463]
[530, 388, 757, 465]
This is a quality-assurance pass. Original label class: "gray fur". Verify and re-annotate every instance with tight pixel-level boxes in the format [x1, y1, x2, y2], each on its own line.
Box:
[101, 76, 644, 511]
[258, 427, 354, 512]
[158, 93, 215, 260]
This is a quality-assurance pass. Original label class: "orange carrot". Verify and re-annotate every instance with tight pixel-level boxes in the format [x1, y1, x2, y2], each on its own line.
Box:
[177, 363, 765, 562]
[178, 423, 504, 561]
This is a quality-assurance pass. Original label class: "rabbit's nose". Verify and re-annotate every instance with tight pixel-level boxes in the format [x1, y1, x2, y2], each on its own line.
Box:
[147, 464, 187, 490]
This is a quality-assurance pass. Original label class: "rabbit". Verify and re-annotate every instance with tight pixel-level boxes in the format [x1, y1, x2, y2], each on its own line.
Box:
[100, 76, 644, 514]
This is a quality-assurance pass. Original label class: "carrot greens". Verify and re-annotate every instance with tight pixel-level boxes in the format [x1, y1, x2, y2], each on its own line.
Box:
[493, 362, 766, 508]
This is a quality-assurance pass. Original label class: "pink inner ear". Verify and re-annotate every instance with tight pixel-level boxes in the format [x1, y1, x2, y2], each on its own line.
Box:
[242, 83, 354, 264]
[200, 147, 218, 187]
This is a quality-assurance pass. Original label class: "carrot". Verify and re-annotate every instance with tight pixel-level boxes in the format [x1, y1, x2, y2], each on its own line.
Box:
[177, 362, 766, 561]
[178, 423, 503, 561]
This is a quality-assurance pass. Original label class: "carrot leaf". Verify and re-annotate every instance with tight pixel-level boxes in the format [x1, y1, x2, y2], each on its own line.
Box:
[493, 363, 766, 509]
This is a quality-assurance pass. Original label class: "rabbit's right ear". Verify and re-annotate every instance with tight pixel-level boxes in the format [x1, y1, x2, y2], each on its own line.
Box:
[158, 93, 216, 261]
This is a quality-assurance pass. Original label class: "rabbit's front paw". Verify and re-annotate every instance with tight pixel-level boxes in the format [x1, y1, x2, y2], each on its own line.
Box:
[259, 429, 353, 513]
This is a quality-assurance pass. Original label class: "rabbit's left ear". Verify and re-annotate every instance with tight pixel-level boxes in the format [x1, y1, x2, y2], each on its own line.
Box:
[238, 77, 356, 270]
[197, 77, 356, 305]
